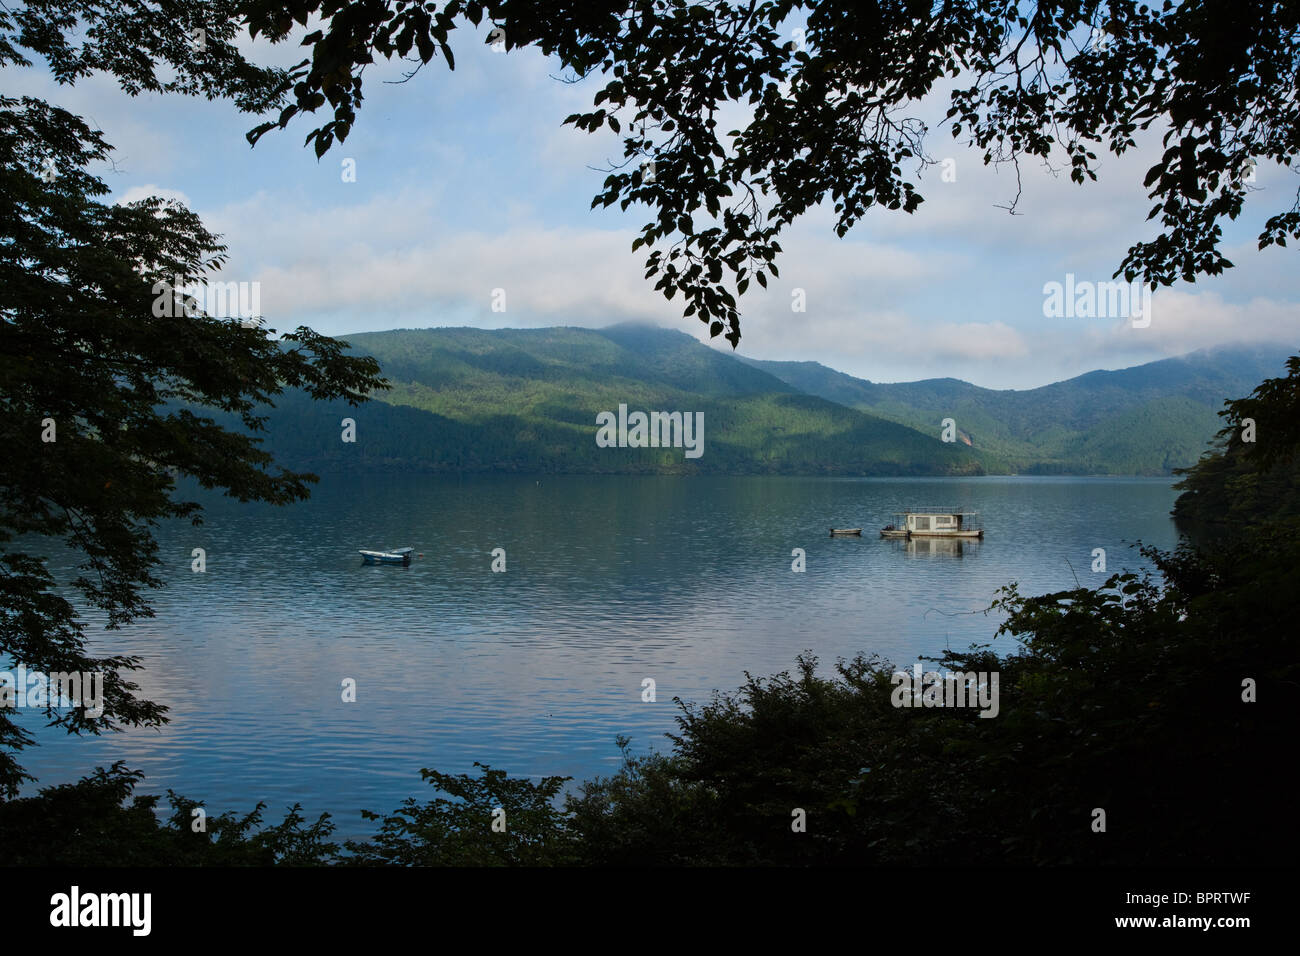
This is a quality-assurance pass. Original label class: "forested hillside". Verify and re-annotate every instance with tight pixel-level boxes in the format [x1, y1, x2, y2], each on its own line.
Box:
[742, 345, 1292, 474]
[246, 326, 986, 476]
[1173, 355, 1300, 531]
[235, 326, 1287, 477]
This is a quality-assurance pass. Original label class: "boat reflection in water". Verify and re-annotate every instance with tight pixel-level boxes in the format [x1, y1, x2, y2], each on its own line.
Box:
[890, 535, 981, 558]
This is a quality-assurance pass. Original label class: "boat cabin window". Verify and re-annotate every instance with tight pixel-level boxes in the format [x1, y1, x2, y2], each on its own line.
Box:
[936, 516, 953, 526]
[913, 516, 930, 530]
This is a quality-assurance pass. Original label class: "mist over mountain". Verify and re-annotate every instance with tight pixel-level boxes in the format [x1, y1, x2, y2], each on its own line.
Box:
[250, 325, 1291, 477]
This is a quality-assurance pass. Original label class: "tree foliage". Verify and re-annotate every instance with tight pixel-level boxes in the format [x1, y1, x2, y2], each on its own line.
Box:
[1173, 354, 1300, 529]
[225, 0, 1300, 344]
[343, 763, 577, 865]
[0, 762, 339, 865]
[0, 4, 387, 795]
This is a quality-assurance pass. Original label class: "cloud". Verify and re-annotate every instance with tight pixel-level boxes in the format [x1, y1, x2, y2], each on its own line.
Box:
[114, 184, 193, 207]
[28, 23, 1292, 390]
[929, 321, 1030, 361]
[251, 224, 661, 323]
[1105, 288, 1299, 354]
[201, 183, 957, 335]
[195, 180, 1294, 389]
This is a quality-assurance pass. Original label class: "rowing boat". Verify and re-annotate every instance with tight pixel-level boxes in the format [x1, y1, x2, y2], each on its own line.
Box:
[359, 547, 414, 565]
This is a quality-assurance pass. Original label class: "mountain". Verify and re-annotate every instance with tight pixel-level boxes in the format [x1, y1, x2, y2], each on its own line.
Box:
[239, 326, 1291, 477]
[740, 344, 1294, 474]
[250, 325, 986, 476]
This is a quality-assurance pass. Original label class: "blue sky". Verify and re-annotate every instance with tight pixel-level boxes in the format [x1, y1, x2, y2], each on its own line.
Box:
[12, 18, 1299, 389]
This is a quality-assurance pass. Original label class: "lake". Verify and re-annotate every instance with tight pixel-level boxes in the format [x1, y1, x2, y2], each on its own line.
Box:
[18, 474, 1180, 836]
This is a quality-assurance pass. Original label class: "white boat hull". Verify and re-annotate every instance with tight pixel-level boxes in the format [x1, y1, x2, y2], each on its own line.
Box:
[359, 547, 414, 565]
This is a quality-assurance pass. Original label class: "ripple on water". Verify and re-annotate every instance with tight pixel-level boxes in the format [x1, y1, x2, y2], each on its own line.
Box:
[18, 474, 1178, 835]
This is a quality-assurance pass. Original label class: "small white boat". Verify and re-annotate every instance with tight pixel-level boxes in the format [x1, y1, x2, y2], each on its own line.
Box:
[359, 547, 414, 565]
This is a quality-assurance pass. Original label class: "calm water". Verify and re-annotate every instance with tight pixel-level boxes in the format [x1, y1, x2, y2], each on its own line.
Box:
[18, 475, 1178, 835]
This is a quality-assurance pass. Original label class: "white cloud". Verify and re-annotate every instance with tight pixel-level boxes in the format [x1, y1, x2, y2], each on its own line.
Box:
[1105, 288, 1298, 355]
[929, 321, 1030, 361]
[18, 21, 1295, 389]
[194, 179, 1296, 388]
[115, 184, 193, 207]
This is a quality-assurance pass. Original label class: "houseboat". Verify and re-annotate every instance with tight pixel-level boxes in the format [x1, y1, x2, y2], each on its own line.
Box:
[880, 509, 983, 540]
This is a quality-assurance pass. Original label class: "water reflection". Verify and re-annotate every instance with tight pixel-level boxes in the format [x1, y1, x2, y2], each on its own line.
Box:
[890, 536, 982, 558]
[17, 474, 1179, 836]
